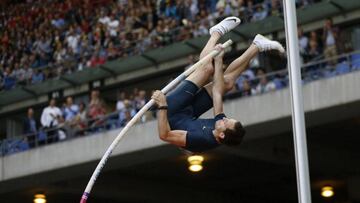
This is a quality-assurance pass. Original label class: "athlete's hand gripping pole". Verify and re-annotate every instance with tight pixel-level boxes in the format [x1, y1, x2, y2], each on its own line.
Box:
[80, 39, 233, 203]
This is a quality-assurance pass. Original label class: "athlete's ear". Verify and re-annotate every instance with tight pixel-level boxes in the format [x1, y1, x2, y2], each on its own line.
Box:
[219, 132, 225, 139]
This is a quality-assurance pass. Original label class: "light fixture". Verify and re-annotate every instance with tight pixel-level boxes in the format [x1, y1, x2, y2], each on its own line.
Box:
[34, 194, 46, 203]
[187, 155, 204, 172]
[321, 186, 334, 198]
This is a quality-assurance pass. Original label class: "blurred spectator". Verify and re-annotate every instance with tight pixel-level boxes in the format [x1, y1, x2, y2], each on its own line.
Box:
[73, 102, 88, 134]
[251, 4, 268, 22]
[107, 15, 120, 37]
[107, 42, 119, 60]
[116, 91, 127, 113]
[77, 102, 88, 124]
[3, 67, 16, 90]
[298, 27, 308, 63]
[40, 98, 63, 143]
[23, 65, 33, 84]
[302, 31, 322, 63]
[13, 62, 26, 85]
[236, 69, 256, 91]
[62, 96, 79, 122]
[240, 79, 252, 97]
[66, 27, 81, 54]
[31, 69, 45, 84]
[88, 90, 106, 126]
[89, 51, 106, 67]
[323, 18, 339, 65]
[134, 90, 147, 111]
[270, 0, 282, 16]
[119, 108, 132, 126]
[57, 116, 68, 141]
[306, 39, 321, 62]
[118, 99, 137, 126]
[51, 13, 66, 29]
[252, 69, 276, 94]
[23, 108, 37, 148]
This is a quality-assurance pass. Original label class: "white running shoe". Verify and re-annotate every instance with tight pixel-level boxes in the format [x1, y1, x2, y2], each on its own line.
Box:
[253, 34, 285, 53]
[209, 16, 241, 36]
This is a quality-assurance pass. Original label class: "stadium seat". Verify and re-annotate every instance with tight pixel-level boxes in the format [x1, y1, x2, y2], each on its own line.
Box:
[351, 53, 360, 70]
[38, 130, 47, 143]
[3, 76, 16, 90]
[273, 77, 285, 89]
[323, 68, 337, 78]
[335, 62, 351, 75]
[4, 138, 29, 155]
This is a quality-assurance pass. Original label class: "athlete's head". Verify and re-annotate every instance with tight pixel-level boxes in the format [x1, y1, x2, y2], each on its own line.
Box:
[215, 118, 246, 146]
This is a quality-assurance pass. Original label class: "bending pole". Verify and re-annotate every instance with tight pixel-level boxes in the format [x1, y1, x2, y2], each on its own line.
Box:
[282, 0, 312, 202]
[80, 40, 233, 203]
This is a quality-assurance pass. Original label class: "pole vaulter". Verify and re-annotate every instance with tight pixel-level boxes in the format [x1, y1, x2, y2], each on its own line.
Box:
[80, 39, 233, 203]
[81, 15, 285, 202]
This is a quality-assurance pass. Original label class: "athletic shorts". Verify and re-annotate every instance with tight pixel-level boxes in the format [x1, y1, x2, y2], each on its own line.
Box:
[166, 80, 213, 129]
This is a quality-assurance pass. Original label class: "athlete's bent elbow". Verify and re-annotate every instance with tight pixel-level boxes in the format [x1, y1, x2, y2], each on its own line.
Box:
[159, 132, 168, 141]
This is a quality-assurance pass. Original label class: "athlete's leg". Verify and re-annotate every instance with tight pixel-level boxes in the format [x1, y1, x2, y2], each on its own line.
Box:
[190, 42, 260, 117]
[186, 17, 241, 89]
[224, 34, 285, 80]
[186, 32, 221, 88]
[202, 44, 259, 97]
[203, 34, 285, 97]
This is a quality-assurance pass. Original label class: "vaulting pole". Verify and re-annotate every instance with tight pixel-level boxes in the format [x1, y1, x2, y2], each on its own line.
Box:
[282, 0, 312, 202]
[80, 39, 233, 203]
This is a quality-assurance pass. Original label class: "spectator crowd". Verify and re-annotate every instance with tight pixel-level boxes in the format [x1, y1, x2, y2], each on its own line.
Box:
[0, 0, 318, 92]
[19, 88, 153, 149]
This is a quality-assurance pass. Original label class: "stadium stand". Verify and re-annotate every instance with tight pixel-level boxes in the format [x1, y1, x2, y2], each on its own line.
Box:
[0, 0, 320, 92]
[1, 0, 360, 155]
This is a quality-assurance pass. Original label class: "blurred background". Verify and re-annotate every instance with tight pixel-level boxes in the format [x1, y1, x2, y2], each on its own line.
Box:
[0, 0, 359, 202]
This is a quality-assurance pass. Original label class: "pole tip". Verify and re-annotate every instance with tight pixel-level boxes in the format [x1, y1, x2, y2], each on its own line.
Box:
[80, 192, 89, 203]
[222, 39, 233, 48]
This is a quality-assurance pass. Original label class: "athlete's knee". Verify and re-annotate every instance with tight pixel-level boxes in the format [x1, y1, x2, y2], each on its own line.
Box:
[202, 63, 214, 76]
[224, 76, 236, 91]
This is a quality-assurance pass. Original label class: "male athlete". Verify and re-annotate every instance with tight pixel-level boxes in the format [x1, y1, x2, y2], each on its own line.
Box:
[151, 17, 284, 152]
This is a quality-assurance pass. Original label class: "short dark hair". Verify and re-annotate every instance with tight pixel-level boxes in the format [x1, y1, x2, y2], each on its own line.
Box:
[220, 121, 246, 146]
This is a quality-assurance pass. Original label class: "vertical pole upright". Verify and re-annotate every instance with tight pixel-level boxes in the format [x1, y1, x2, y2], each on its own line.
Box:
[282, 0, 312, 202]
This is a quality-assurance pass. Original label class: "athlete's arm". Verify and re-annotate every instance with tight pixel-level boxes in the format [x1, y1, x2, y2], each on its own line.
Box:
[212, 45, 225, 116]
[151, 90, 186, 147]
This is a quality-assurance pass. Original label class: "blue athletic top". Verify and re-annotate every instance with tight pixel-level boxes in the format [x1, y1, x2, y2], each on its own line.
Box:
[173, 113, 226, 152]
[166, 80, 225, 152]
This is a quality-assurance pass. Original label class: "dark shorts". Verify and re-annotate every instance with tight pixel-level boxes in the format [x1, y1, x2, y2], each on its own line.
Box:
[166, 80, 213, 129]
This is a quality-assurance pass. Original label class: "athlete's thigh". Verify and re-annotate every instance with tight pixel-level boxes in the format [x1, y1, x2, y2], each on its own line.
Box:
[191, 88, 213, 118]
[191, 74, 235, 118]
[186, 62, 214, 88]
[166, 80, 199, 116]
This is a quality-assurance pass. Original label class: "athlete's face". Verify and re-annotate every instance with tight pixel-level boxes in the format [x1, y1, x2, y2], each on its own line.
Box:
[215, 117, 237, 132]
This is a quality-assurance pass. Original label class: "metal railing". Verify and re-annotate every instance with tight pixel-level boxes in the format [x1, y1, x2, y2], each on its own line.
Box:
[1, 50, 360, 156]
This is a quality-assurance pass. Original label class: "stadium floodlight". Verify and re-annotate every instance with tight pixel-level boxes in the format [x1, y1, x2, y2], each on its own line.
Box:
[188, 155, 204, 172]
[34, 194, 46, 203]
[80, 40, 234, 203]
[283, 0, 312, 202]
[321, 186, 334, 198]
